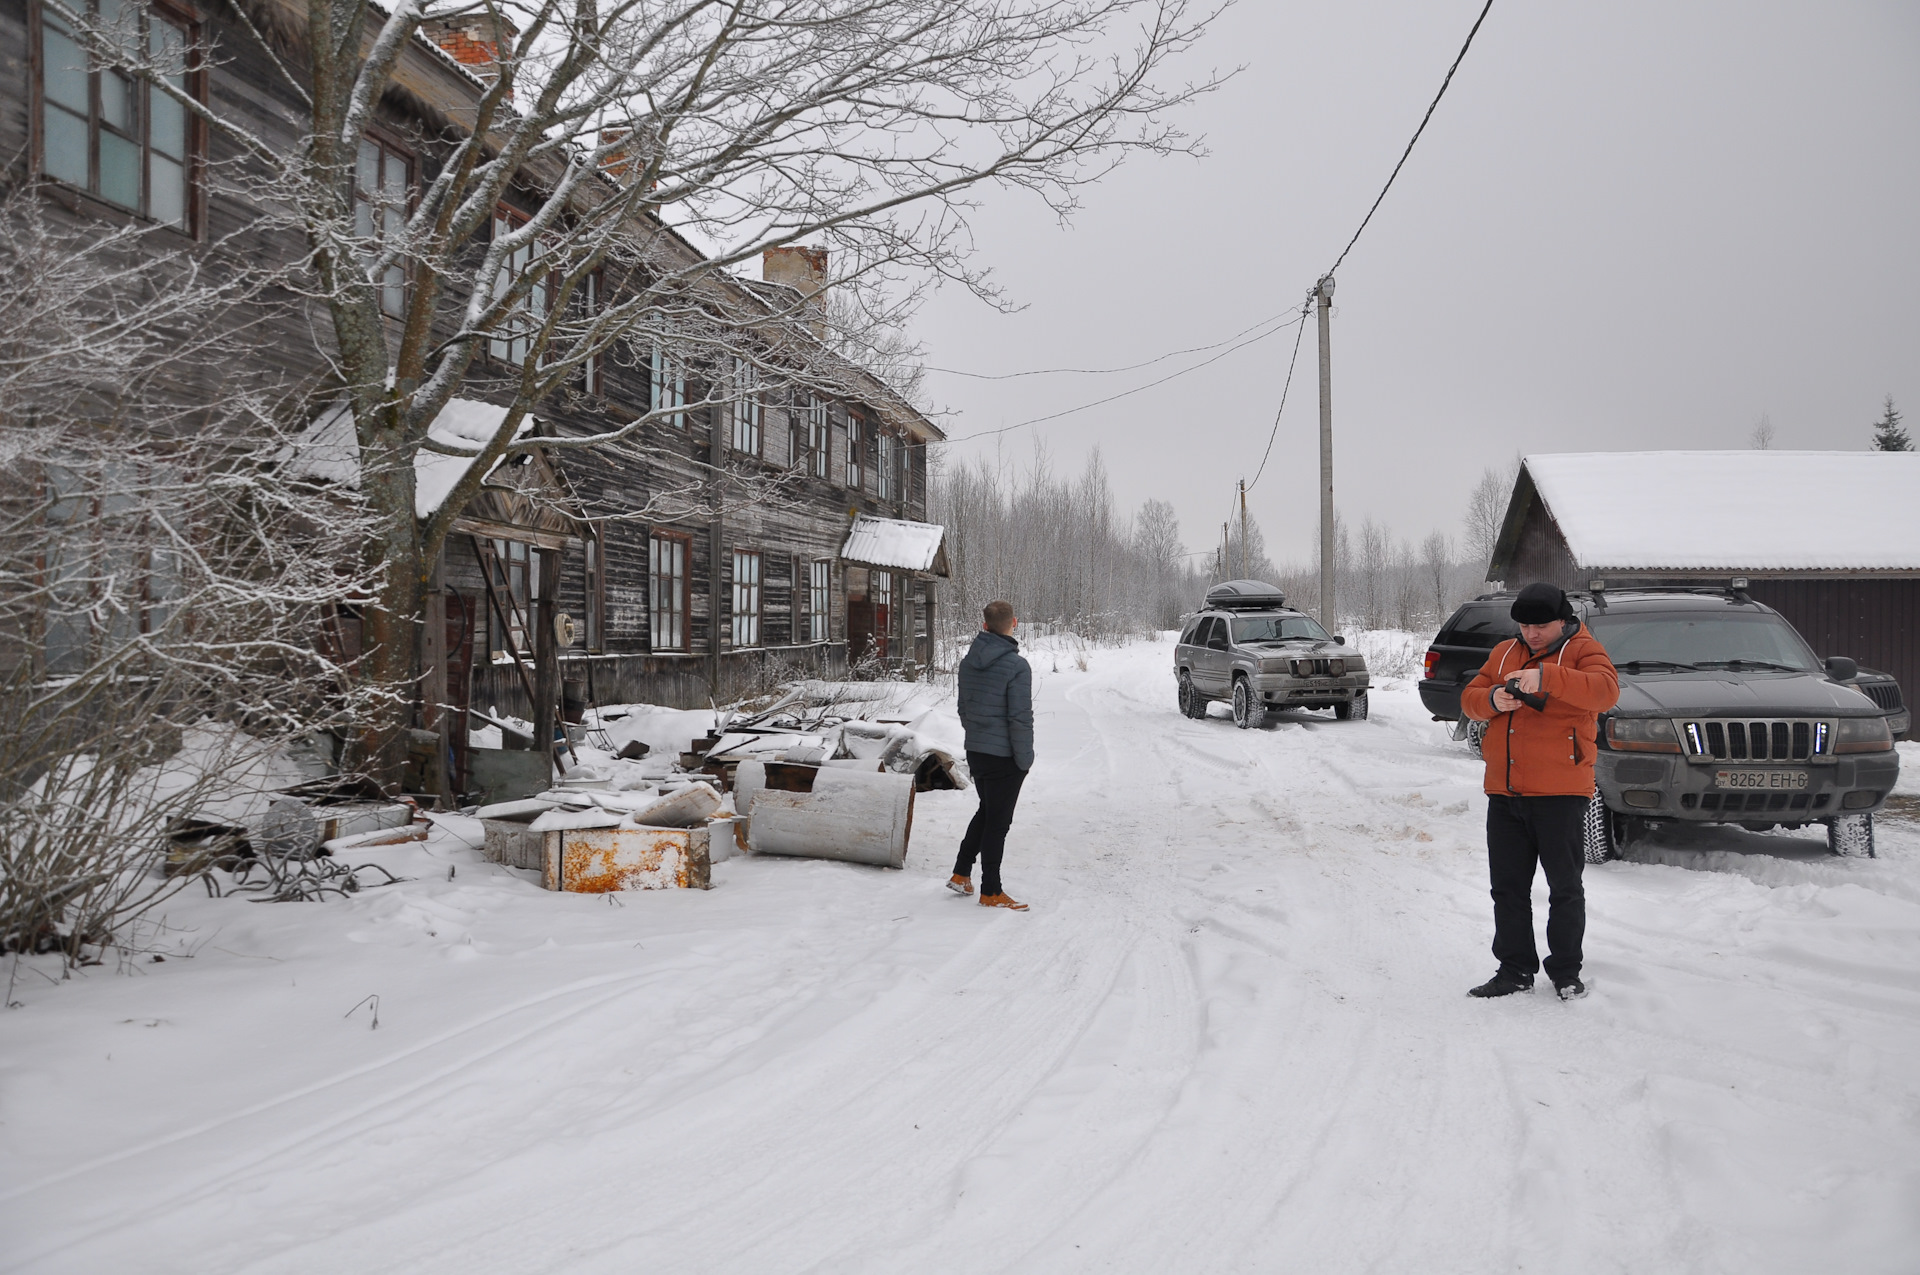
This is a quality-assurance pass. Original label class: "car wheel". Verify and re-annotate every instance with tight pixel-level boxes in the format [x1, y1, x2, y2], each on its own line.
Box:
[1581, 793, 1619, 864]
[1232, 677, 1265, 730]
[1334, 691, 1368, 722]
[1178, 671, 1205, 719]
[1464, 718, 1486, 757]
[1826, 812, 1875, 858]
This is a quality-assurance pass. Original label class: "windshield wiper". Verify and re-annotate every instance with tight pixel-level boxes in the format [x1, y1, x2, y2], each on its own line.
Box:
[1615, 659, 1699, 673]
[1697, 658, 1803, 672]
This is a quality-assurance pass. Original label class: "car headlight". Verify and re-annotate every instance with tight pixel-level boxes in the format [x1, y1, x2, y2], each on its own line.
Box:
[1343, 655, 1365, 672]
[1834, 716, 1894, 753]
[1606, 717, 1681, 753]
[1260, 658, 1289, 673]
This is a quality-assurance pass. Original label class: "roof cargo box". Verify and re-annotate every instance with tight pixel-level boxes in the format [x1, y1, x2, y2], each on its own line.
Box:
[1205, 580, 1288, 610]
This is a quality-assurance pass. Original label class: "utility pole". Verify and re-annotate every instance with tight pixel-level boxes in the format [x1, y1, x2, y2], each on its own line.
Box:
[1315, 275, 1336, 631]
[1238, 478, 1249, 581]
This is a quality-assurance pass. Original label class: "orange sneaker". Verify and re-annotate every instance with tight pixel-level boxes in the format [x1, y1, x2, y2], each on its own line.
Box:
[946, 874, 973, 896]
[979, 892, 1029, 911]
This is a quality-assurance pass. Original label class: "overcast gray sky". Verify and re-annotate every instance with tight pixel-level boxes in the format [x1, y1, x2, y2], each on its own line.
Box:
[912, 0, 1920, 565]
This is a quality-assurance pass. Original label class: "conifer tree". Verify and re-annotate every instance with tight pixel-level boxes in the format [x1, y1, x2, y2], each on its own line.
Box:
[1871, 395, 1910, 451]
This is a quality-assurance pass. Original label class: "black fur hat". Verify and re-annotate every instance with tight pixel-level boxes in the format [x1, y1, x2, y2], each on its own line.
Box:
[1510, 582, 1574, 625]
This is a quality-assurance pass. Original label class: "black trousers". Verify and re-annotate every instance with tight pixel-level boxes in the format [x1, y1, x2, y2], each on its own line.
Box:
[1486, 794, 1588, 983]
[954, 750, 1027, 896]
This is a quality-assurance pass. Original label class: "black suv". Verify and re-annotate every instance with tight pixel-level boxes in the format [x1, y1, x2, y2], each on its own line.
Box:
[1426, 588, 1901, 859]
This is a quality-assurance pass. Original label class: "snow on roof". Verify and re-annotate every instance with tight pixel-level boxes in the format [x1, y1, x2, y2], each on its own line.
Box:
[840, 515, 947, 575]
[1523, 450, 1920, 571]
[413, 398, 531, 519]
[278, 399, 532, 519]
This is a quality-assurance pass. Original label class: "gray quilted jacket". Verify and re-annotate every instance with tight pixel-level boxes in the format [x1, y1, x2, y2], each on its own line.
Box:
[956, 630, 1034, 771]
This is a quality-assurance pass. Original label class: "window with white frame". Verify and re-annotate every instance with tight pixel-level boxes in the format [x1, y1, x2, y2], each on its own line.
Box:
[808, 559, 830, 643]
[484, 538, 535, 661]
[805, 398, 830, 478]
[649, 531, 687, 651]
[846, 411, 864, 490]
[354, 135, 409, 318]
[730, 550, 761, 647]
[650, 339, 685, 426]
[729, 356, 761, 454]
[579, 271, 603, 395]
[40, 0, 194, 228]
[582, 529, 604, 651]
[488, 207, 546, 364]
[875, 432, 894, 501]
[39, 459, 179, 675]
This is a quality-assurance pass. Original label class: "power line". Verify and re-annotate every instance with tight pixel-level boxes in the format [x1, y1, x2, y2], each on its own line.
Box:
[923, 309, 1300, 380]
[944, 311, 1307, 444]
[1244, 300, 1312, 492]
[1326, 0, 1495, 279]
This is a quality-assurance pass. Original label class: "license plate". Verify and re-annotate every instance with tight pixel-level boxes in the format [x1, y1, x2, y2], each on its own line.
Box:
[1308, 677, 1332, 686]
[1714, 770, 1809, 790]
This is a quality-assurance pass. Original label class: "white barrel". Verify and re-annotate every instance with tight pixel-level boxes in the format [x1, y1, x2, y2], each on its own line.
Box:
[747, 769, 916, 868]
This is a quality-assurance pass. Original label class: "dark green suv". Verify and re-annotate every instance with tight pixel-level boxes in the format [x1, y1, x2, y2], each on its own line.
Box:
[1579, 588, 1899, 861]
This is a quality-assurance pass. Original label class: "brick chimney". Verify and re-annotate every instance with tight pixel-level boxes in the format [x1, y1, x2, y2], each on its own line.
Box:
[762, 246, 828, 334]
[423, 13, 519, 91]
[598, 126, 659, 188]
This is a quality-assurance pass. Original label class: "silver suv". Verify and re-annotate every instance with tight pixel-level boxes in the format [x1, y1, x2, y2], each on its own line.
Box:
[1174, 581, 1371, 728]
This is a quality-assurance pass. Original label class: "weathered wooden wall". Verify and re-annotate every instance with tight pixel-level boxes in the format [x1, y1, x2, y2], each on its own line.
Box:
[3, 0, 945, 728]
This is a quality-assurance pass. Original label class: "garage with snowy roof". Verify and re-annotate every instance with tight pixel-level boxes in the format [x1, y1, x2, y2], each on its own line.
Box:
[1487, 450, 1920, 712]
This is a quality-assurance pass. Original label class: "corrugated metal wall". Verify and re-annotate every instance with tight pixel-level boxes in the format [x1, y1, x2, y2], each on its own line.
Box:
[1747, 579, 1919, 707]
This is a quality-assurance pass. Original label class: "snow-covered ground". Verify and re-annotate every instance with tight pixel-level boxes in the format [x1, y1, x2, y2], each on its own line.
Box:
[5, 637, 1920, 1273]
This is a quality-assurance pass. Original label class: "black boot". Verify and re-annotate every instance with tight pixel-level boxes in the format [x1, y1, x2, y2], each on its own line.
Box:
[1468, 968, 1535, 998]
[1553, 977, 1587, 1001]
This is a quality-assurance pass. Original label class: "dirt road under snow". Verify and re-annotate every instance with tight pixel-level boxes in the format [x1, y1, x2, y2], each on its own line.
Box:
[5, 636, 1919, 1273]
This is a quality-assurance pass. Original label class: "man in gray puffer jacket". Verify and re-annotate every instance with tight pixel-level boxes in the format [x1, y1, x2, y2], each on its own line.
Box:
[949, 599, 1034, 910]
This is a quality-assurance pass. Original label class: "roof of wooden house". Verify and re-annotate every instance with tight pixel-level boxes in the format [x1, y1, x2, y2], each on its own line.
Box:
[1491, 451, 1920, 576]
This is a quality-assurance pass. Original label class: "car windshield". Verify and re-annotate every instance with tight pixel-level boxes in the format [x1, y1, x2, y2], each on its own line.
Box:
[1231, 615, 1330, 644]
[1587, 611, 1820, 672]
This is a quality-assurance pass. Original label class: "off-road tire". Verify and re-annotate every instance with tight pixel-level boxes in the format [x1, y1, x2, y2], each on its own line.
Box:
[1232, 677, 1266, 730]
[1826, 812, 1876, 858]
[1178, 671, 1207, 720]
[1581, 793, 1620, 864]
[1464, 717, 1486, 757]
[1335, 692, 1368, 722]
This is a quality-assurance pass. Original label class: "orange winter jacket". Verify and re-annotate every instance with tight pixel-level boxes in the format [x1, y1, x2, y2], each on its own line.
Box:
[1462, 622, 1620, 797]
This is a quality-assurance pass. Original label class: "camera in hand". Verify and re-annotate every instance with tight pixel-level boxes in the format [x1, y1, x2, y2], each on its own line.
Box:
[1502, 677, 1547, 711]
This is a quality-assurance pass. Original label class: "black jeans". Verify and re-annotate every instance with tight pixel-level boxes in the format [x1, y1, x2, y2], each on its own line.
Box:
[954, 750, 1028, 896]
[1486, 794, 1588, 983]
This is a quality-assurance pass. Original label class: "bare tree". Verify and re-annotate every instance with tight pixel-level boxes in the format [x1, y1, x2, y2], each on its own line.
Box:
[1, 186, 383, 959]
[931, 449, 1201, 645]
[1357, 518, 1391, 630]
[60, 0, 1224, 774]
[1750, 413, 1776, 449]
[1462, 456, 1520, 583]
[1420, 529, 1452, 623]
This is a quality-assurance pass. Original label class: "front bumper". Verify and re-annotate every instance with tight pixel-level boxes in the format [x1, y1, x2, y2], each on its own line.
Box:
[1255, 673, 1370, 705]
[1596, 749, 1901, 823]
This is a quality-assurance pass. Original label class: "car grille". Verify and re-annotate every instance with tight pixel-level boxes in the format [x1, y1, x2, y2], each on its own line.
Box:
[1291, 658, 1346, 676]
[1676, 718, 1833, 761]
[1861, 682, 1904, 711]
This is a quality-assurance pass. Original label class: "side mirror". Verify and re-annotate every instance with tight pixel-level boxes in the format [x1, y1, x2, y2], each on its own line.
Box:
[1334, 635, 1347, 646]
[1825, 655, 1858, 681]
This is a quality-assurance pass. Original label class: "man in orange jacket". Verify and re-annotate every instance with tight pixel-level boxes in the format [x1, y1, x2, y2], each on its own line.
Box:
[1460, 582, 1619, 1000]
